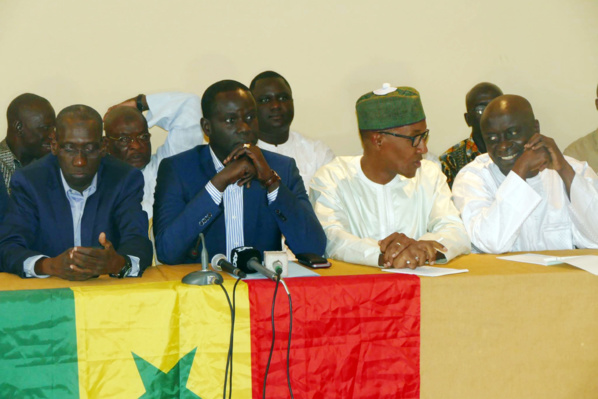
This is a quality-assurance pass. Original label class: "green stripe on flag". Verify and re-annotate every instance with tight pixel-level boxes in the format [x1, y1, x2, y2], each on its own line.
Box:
[0, 288, 79, 398]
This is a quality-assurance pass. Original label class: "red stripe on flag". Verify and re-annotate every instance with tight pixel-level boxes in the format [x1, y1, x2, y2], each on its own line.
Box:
[247, 274, 420, 399]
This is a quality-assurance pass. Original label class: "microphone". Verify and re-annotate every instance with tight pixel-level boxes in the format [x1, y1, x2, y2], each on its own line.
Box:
[211, 254, 247, 278]
[182, 233, 223, 286]
[231, 247, 282, 282]
[189, 235, 202, 260]
[199, 233, 209, 268]
[189, 233, 210, 268]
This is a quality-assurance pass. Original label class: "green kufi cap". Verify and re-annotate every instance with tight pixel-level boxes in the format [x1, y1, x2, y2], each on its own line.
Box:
[356, 84, 426, 130]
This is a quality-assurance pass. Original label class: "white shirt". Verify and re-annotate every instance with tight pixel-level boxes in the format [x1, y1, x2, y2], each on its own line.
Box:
[258, 130, 334, 190]
[142, 92, 205, 219]
[309, 156, 471, 266]
[452, 153, 598, 253]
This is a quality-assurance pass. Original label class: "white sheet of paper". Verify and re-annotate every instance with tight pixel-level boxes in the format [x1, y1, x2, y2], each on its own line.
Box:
[498, 254, 598, 276]
[497, 254, 579, 266]
[381, 266, 468, 277]
[561, 256, 598, 276]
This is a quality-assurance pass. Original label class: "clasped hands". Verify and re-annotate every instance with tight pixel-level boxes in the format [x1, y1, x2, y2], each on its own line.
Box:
[35, 233, 126, 281]
[514, 133, 574, 181]
[211, 143, 280, 192]
[378, 232, 447, 269]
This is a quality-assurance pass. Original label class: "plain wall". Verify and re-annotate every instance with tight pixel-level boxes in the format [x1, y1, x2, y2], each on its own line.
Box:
[1, 0, 596, 157]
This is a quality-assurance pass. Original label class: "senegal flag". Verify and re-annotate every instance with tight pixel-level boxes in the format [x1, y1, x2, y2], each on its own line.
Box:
[0, 274, 420, 398]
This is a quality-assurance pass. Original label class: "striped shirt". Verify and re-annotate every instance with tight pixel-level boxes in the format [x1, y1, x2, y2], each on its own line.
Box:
[0, 139, 21, 195]
[205, 147, 278, 260]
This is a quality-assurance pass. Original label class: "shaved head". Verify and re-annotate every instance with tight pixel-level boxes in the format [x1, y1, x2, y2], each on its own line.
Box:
[480, 94, 539, 176]
[464, 82, 504, 153]
[56, 105, 102, 141]
[6, 93, 53, 125]
[104, 107, 147, 132]
[465, 83, 503, 111]
[104, 106, 151, 169]
[481, 94, 535, 128]
[5, 93, 56, 165]
[51, 104, 104, 192]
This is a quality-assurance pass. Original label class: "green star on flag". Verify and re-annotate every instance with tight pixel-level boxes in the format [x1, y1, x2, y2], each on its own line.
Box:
[133, 348, 201, 398]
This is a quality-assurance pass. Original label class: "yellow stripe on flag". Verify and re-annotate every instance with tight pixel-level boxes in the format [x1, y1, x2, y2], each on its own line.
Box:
[72, 280, 252, 398]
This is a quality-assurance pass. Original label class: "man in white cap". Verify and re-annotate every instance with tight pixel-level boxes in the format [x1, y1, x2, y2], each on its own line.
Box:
[310, 84, 470, 268]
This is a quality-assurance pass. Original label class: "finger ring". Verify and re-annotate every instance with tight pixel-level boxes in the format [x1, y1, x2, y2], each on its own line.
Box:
[415, 256, 419, 261]
[243, 143, 251, 148]
[406, 260, 411, 265]
[396, 242, 401, 246]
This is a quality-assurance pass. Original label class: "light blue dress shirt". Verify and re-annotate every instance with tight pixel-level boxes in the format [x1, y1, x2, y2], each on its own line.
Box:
[23, 171, 140, 278]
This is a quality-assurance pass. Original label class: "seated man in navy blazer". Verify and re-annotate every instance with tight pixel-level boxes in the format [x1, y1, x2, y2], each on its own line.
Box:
[0, 105, 152, 280]
[153, 80, 326, 264]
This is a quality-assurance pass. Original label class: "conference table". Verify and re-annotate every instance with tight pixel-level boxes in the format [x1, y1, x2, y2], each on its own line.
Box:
[1, 249, 597, 398]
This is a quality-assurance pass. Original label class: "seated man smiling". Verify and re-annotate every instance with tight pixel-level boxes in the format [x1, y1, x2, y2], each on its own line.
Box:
[452, 94, 598, 253]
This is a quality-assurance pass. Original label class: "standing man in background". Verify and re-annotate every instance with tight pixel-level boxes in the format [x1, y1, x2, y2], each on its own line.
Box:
[250, 71, 334, 187]
[104, 93, 204, 219]
[440, 82, 503, 188]
[1, 93, 55, 194]
[564, 84, 598, 171]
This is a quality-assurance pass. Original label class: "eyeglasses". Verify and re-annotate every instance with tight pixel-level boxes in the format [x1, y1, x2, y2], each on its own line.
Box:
[473, 104, 487, 115]
[107, 133, 151, 147]
[59, 143, 101, 157]
[378, 129, 429, 147]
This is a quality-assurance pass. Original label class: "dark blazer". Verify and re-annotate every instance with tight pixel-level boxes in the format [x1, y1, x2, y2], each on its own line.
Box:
[0, 154, 153, 277]
[0, 170, 8, 224]
[153, 145, 326, 265]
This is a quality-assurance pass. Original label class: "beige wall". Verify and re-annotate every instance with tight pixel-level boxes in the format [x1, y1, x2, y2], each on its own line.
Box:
[1, 0, 596, 157]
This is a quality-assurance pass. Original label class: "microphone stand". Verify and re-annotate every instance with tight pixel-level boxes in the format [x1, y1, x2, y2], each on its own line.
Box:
[182, 233, 223, 286]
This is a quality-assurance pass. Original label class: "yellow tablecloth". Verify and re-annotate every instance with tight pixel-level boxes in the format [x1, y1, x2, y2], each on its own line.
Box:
[1, 249, 597, 398]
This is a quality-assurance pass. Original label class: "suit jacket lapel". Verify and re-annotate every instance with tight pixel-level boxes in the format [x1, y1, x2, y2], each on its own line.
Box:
[47, 156, 75, 250]
[80, 160, 105, 247]
[198, 145, 217, 181]
[243, 179, 265, 241]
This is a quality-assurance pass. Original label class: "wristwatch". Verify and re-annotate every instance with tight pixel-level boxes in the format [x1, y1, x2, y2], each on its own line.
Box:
[110, 256, 132, 279]
[262, 170, 281, 189]
[135, 94, 145, 112]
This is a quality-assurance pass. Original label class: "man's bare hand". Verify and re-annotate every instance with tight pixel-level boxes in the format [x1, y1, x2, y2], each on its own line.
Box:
[511, 145, 550, 179]
[35, 248, 97, 281]
[223, 144, 278, 189]
[383, 239, 446, 269]
[211, 155, 257, 191]
[70, 233, 126, 276]
[524, 133, 575, 191]
[379, 232, 415, 267]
